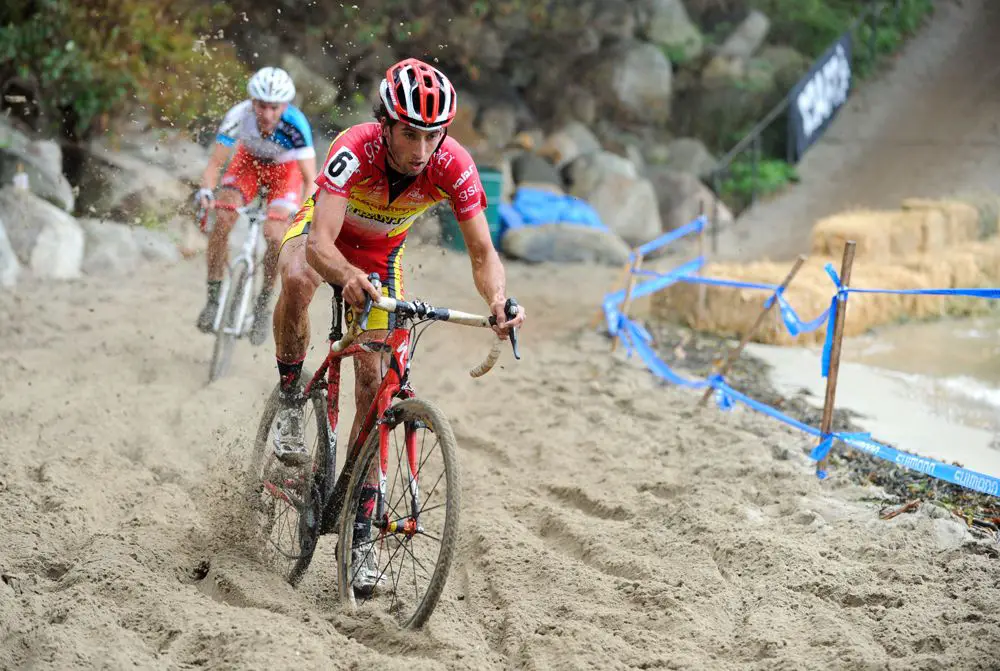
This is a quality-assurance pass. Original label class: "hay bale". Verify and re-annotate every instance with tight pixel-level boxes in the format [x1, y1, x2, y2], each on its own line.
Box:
[811, 210, 893, 261]
[949, 192, 1000, 239]
[900, 198, 980, 247]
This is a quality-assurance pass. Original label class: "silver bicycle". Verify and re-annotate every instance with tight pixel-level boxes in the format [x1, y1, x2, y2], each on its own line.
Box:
[200, 196, 267, 383]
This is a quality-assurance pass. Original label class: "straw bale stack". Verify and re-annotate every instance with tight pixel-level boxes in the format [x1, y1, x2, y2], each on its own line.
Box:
[650, 237, 1000, 345]
[811, 210, 893, 261]
[900, 198, 980, 248]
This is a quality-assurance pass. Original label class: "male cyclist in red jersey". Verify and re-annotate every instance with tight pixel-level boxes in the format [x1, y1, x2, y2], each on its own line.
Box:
[268, 58, 525, 591]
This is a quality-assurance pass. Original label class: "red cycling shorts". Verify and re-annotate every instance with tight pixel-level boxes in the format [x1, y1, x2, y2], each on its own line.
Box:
[219, 145, 304, 212]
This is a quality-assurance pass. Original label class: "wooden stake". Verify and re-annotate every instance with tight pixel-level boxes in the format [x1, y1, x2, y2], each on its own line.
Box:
[699, 254, 807, 407]
[816, 241, 857, 477]
[611, 253, 644, 352]
[591, 253, 636, 330]
[696, 206, 707, 329]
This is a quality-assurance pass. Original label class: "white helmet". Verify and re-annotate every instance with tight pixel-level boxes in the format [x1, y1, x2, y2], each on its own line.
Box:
[247, 67, 296, 104]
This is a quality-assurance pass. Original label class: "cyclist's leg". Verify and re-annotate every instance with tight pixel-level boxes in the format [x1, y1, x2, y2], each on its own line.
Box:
[208, 147, 256, 282]
[249, 161, 304, 346]
[198, 154, 253, 332]
[269, 205, 322, 465]
[260, 159, 304, 295]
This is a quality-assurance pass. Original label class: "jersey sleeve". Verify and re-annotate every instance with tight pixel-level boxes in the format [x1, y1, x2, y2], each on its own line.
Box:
[435, 141, 488, 222]
[280, 106, 316, 160]
[215, 101, 247, 147]
[315, 126, 367, 197]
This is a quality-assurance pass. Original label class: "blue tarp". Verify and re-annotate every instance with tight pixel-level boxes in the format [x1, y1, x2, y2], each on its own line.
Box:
[498, 187, 607, 241]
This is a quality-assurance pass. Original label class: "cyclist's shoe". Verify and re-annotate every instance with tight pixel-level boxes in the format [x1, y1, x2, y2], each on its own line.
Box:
[249, 290, 271, 347]
[196, 299, 218, 333]
[272, 401, 310, 467]
[351, 528, 385, 597]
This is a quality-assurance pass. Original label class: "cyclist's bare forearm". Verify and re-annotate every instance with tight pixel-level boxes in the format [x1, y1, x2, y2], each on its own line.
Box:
[201, 143, 233, 190]
[304, 190, 358, 286]
[459, 214, 506, 306]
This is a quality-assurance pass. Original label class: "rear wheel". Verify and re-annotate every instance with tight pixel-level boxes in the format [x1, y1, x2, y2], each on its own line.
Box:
[247, 376, 331, 585]
[208, 263, 247, 383]
[336, 397, 460, 629]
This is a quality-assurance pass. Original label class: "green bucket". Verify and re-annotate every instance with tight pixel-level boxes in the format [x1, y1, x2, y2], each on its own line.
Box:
[440, 164, 503, 252]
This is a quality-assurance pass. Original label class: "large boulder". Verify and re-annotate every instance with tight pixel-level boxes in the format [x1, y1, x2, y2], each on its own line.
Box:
[132, 227, 181, 265]
[582, 40, 674, 126]
[0, 120, 74, 212]
[501, 224, 631, 266]
[0, 218, 20, 289]
[564, 151, 639, 199]
[0, 187, 84, 279]
[717, 10, 771, 59]
[79, 218, 143, 276]
[75, 142, 189, 223]
[88, 128, 208, 188]
[510, 153, 564, 188]
[538, 122, 602, 170]
[586, 174, 663, 249]
[660, 138, 718, 179]
[640, 0, 704, 64]
[647, 168, 734, 233]
[280, 53, 340, 126]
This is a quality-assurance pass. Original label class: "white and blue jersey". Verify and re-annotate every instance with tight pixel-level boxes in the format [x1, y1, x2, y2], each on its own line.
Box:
[216, 100, 316, 164]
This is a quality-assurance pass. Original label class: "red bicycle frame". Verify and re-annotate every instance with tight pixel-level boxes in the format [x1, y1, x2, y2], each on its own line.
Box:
[303, 320, 419, 536]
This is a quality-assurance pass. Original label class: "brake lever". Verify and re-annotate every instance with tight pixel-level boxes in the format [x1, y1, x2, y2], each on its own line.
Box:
[488, 297, 521, 361]
[359, 272, 382, 331]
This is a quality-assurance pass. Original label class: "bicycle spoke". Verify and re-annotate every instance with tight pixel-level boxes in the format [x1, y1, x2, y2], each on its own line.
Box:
[415, 501, 446, 518]
[415, 529, 442, 543]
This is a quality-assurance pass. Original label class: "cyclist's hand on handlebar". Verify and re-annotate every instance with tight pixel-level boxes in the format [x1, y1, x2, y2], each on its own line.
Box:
[489, 297, 524, 340]
[194, 188, 215, 212]
[343, 269, 382, 307]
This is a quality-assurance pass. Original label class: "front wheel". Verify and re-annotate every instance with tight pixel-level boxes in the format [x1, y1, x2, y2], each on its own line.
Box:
[336, 397, 460, 629]
[208, 263, 248, 383]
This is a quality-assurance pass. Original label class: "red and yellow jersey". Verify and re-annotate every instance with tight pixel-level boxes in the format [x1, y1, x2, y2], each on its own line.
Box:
[315, 122, 486, 246]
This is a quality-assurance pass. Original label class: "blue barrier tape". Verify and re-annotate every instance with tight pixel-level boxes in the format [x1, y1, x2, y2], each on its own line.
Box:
[848, 287, 1000, 299]
[715, 381, 824, 437]
[605, 257, 706, 310]
[824, 433, 1000, 497]
[619, 319, 710, 390]
[677, 276, 779, 291]
[633, 215, 706, 258]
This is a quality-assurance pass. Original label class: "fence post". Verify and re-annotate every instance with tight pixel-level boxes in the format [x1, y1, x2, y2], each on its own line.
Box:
[699, 255, 807, 407]
[591, 251, 636, 330]
[696, 203, 707, 328]
[611, 252, 644, 353]
[817, 241, 857, 477]
[711, 169, 722, 254]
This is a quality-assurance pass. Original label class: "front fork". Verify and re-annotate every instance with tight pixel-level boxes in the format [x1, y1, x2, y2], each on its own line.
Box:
[212, 217, 262, 336]
[371, 418, 422, 537]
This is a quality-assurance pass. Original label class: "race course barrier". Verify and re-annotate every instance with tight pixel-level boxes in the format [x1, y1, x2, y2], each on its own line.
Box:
[601, 215, 1000, 499]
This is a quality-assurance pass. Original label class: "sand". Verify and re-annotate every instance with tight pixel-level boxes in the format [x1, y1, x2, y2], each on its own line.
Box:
[1, 244, 998, 670]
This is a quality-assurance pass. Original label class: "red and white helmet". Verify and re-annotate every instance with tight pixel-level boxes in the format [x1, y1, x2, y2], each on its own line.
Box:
[379, 58, 457, 131]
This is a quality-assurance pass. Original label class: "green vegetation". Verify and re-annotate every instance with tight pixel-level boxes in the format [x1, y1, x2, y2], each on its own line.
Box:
[718, 156, 799, 211]
[0, 0, 246, 140]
